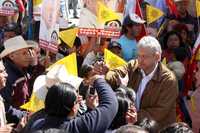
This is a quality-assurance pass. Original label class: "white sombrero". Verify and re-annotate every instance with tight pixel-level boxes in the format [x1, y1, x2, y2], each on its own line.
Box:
[0, 36, 36, 58]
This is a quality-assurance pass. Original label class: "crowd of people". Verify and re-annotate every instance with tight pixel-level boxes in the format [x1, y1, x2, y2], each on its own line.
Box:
[0, 0, 200, 133]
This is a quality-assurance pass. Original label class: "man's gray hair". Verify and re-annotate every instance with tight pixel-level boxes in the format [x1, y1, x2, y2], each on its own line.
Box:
[137, 36, 162, 54]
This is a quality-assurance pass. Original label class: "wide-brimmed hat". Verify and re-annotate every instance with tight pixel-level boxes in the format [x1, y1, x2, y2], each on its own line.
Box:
[0, 36, 36, 58]
[26, 40, 39, 48]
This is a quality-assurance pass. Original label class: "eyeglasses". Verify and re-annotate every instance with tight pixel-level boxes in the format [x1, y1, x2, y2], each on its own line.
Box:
[137, 54, 155, 60]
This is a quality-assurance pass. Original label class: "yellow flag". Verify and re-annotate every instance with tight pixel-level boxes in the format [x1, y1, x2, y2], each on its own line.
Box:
[162, 57, 167, 66]
[59, 28, 78, 48]
[47, 53, 78, 76]
[191, 96, 196, 112]
[196, 0, 200, 17]
[33, 0, 42, 6]
[97, 2, 120, 24]
[20, 93, 44, 112]
[146, 5, 164, 24]
[104, 49, 126, 70]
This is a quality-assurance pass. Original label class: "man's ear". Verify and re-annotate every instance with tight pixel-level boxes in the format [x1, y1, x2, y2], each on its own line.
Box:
[155, 52, 161, 61]
[71, 105, 77, 114]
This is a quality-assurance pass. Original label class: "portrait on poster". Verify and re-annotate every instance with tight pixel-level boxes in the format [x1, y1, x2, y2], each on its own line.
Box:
[0, 0, 18, 16]
[39, 0, 60, 53]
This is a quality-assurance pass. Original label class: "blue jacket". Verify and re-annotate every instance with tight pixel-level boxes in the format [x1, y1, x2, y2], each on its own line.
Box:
[28, 78, 118, 133]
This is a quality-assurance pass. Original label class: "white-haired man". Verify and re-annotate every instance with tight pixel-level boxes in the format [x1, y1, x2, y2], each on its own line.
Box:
[0, 36, 36, 124]
[96, 36, 178, 129]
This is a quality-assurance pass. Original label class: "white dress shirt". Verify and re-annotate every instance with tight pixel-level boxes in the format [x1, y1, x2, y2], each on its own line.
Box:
[136, 63, 158, 111]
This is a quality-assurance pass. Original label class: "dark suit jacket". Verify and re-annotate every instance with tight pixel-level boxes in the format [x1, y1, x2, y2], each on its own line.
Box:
[27, 78, 118, 133]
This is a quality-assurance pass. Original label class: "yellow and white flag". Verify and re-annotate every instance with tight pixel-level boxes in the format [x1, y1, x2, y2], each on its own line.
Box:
[59, 28, 78, 48]
[21, 53, 82, 112]
[146, 4, 164, 24]
[47, 53, 78, 76]
[104, 49, 126, 70]
[196, 0, 200, 17]
[97, 1, 120, 24]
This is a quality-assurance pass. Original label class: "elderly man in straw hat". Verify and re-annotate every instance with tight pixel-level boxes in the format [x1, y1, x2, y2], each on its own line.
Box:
[0, 36, 36, 124]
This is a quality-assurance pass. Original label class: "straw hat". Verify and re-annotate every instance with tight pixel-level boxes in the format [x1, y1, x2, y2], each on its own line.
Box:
[0, 36, 36, 58]
[26, 40, 39, 48]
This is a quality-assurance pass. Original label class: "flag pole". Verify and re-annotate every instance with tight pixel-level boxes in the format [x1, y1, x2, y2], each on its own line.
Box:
[197, 17, 200, 34]
[28, 0, 33, 40]
[156, 16, 167, 38]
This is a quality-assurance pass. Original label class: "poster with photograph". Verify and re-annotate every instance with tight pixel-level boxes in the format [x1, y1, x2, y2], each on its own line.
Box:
[0, 0, 18, 16]
[33, 0, 71, 28]
[78, 0, 125, 38]
[39, 0, 60, 53]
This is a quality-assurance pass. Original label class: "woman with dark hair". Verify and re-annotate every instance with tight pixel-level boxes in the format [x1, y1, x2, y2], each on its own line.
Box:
[27, 77, 118, 133]
[174, 23, 192, 58]
[162, 31, 190, 64]
[45, 83, 78, 117]
[174, 23, 193, 47]
[108, 86, 137, 131]
[162, 31, 192, 126]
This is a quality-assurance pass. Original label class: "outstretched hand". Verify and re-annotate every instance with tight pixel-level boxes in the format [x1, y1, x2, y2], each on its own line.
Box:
[118, 73, 129, 87]
[93, 61, 109, 76]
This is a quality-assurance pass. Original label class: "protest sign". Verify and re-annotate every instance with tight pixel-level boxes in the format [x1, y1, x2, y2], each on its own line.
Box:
[0, 0, 18, 16]
[39, 0, 60, 53]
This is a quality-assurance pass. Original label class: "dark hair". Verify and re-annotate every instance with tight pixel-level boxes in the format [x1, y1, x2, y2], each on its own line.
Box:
[109, 91, 132, 130]
[45, 83, 77, 117]
[174, 23, 189, 35]
[4, 23, 21, 35]
[159, 122, 193, 133]
[163, 31, 183, 50]
[115, 86, 136, 103]
[74, 37, 81, 49]
[121, 15, 135, 35]
[108, 41, 121, 50]
[80, 64, 93, 78]
[30, 128, 67, 133]
[135, 118, 159, 133]
[173, 47, 189, 62]
[116, 124, 148, 133]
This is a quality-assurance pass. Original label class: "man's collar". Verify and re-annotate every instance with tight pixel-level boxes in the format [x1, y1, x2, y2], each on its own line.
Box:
[151, 62, 166, 82]
[141, 63, 158, 79]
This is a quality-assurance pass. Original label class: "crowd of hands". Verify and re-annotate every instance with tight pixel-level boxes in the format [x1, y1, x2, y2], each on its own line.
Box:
[0, 60, 136, 133]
